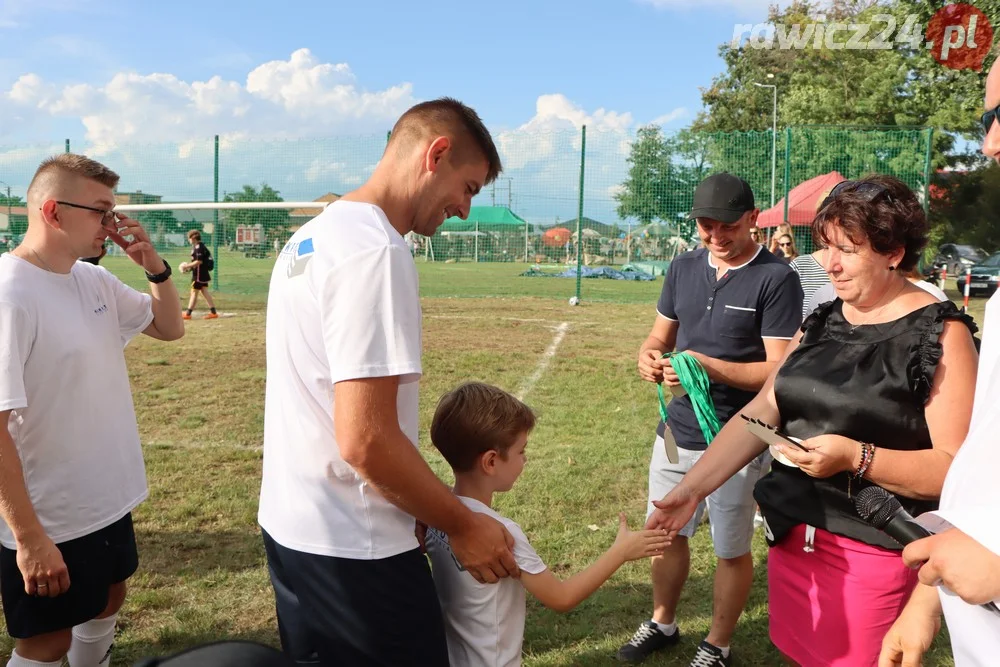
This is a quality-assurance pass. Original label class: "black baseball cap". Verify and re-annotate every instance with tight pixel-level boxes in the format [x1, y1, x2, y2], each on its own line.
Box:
[688, 173, 756, 223]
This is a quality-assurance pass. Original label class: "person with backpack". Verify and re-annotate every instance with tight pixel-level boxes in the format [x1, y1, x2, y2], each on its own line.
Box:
[180, 230, 217, 320]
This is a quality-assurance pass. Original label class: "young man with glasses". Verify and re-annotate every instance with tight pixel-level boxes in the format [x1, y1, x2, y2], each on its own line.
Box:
[0, 153, 184, 667]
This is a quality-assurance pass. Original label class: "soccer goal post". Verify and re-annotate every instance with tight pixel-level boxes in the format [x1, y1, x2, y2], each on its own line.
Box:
[113, 200, 333, 292]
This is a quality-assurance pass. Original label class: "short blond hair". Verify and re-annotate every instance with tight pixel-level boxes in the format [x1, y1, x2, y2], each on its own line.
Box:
[27, 153, 119, 200]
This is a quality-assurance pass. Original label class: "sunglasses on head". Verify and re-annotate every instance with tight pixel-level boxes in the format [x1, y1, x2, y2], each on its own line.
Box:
[819, 180, 890, 210]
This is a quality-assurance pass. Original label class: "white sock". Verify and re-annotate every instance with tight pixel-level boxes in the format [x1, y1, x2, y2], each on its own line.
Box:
[709, 643, 731, 658]
[68, 614, 117, 667]
[7, 650, 63, 667]
[653, 619, 677, 635]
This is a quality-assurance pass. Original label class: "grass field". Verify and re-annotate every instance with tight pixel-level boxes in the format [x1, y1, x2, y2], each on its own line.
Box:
[0, 259, 982, 666]
[102, 248, 667, 305]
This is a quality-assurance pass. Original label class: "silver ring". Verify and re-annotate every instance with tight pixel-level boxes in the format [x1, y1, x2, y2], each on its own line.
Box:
[36, 583, 48, 588]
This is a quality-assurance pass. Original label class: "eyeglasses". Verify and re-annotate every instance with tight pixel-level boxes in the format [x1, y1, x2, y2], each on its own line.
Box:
[53, 201, 117, 227]
[779, 242, 792, 247]
[819, 180, 890, 210]
[982, 102, 1000, 135]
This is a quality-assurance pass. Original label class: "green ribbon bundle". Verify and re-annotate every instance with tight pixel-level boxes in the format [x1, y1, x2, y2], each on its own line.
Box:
[657, 352, 721, 445]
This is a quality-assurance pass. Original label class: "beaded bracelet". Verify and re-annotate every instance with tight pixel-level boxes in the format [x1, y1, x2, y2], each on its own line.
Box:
[848, 442, 869, 498]
[858, 443, 876, 479]
[855, 442, 875, 479]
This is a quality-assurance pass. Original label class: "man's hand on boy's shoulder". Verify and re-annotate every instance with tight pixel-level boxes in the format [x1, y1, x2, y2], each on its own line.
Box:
[415, 520, 428, 553]
[448, 512, 520, 584]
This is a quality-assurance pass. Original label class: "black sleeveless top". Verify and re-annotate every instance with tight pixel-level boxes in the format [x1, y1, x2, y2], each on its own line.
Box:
[753, 299, 977, 551]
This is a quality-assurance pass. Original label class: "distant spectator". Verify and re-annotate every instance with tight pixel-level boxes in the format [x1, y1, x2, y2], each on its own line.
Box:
[179, 230, 218, 320]
[790, 249, 831, 318]
[776, 233, 798, 263]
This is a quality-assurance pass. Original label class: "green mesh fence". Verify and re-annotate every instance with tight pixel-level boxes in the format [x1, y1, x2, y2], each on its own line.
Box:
[0, 127, 932, 305]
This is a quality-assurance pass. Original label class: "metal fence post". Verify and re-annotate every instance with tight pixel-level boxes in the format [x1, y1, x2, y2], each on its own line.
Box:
[575, 125, 586, 302]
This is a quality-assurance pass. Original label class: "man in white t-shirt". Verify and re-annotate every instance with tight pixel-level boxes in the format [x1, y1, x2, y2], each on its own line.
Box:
[0, 154, 184, 667]
[878, 56, 1000, 667]
[258, 97, 518, 666]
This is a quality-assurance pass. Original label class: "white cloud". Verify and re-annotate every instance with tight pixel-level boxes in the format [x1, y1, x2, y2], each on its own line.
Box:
[497, 94, 633, 170]
[1, 48, 416, 148]
[304, 159, 348, 183]
[0, 54, 657, 226]
[651, 108, 688, 126]
[7, 74, 56, 106]
[607, 183, 626, 198]
[484, 94, 646, 226]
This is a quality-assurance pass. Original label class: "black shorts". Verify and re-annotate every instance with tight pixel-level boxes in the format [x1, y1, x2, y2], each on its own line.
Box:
[261, 530, 448, 667]
[0, 513, 138, 638]
[192, 281, 210, 290]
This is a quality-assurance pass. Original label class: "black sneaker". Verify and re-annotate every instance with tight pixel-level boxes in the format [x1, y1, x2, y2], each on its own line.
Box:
[689, 640, 731, 667]
[616, 620, 680, 663]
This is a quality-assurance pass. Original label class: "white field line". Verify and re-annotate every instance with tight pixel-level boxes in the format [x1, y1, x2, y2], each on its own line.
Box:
[426, 314, 591, 326]
[516, 322, 570, 401]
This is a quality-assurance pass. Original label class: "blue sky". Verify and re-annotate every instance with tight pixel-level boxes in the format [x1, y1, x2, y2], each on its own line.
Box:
[0, 0, 788, 224]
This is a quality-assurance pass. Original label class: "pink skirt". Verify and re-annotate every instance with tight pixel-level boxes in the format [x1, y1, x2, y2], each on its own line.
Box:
[768, 524, 918, 667]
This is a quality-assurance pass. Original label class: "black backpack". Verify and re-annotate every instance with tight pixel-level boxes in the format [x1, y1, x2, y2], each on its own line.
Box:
[201, 245, 214, 271]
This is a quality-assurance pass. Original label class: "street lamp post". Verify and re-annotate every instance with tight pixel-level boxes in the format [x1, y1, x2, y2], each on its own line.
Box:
[752, 74, 778, 210]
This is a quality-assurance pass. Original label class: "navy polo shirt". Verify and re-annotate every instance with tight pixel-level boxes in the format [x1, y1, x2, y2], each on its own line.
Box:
[657, 245, 803, 450]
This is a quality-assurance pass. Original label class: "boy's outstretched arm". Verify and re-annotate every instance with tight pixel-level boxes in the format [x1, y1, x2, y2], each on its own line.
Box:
[520, 513, 669, 613]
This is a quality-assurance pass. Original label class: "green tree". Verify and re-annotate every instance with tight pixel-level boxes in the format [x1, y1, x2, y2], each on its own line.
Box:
[223, 184, 290, 245]
[615, 125, 671, 226]
[136, 210, 181, 248]
[660, 129, 715, 236]
[694, 0, 999, 162]
[0, 193, 26, 236]
[929, 158, 1000, 254]
[688, 0, 988, 228]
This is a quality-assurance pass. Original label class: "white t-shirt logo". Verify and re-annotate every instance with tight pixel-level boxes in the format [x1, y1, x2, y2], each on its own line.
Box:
[284, 237, 315, 278]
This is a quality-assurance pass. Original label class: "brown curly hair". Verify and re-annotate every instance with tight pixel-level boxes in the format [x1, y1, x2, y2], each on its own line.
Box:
[813, 174, 928, 272]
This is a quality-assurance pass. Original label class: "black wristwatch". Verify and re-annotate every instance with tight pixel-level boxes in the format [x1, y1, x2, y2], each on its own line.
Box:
[145, 260, 172, 284]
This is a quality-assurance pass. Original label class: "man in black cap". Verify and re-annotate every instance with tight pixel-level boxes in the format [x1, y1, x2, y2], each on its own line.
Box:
[618, 173, 802, 666]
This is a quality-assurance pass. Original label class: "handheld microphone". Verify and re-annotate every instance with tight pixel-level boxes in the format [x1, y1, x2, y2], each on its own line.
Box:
[854, 485, 932, 547]
[855, 485, 1000, 615]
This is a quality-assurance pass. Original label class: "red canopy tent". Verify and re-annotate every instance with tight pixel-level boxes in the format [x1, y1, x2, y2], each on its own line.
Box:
[757, 171, 845, 228]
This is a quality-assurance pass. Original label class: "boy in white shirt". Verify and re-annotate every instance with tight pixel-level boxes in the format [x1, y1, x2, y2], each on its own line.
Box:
[425, 382, 671, 667]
